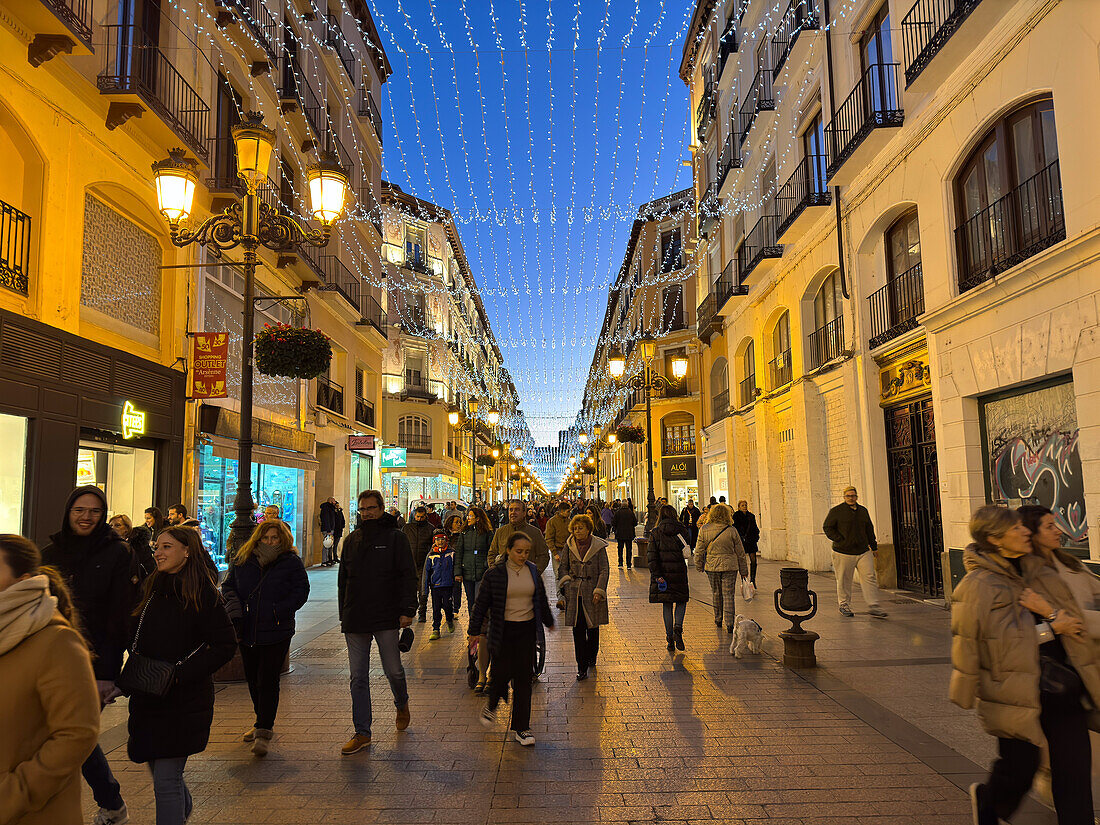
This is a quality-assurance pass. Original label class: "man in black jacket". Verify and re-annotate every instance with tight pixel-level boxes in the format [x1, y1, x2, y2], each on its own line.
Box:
[319, 496, 346, 566]
[822, 486, 888, 619]
[338, 490, 417, 755]
[403, 506, 435, 622]
[612, 502, 638, 568]
[41, 485, 134, 825]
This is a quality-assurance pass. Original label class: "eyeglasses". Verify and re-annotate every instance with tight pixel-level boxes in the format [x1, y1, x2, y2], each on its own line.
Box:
[71, 507, 104, 517]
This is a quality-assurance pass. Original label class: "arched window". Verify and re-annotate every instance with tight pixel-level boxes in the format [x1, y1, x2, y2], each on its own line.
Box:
[870, 209, 924, 348]
[809, 272, 844, 368]
[398, 415, 431, 453]
[662, 412, 696, 456]
[710, 357, 729, 422]
[739, 340, 756, 408]
[955, 97, 1062, 292]
[769, 312, 792, 390]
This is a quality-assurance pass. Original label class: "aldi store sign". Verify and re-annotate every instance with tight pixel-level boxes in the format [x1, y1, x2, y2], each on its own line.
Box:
[380, 447, 407, 469]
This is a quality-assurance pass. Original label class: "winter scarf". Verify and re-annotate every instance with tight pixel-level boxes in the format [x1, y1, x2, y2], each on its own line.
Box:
[0, 575, 57, 655]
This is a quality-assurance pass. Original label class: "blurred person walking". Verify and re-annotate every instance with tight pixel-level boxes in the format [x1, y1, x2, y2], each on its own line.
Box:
[403, 506, 435, 623]
[732, 500, 761, 587]
[455, 508, 495, 692]
[612, 502, 638, 568]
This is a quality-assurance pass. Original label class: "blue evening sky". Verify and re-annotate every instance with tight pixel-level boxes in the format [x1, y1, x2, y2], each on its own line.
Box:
[368, 0, 694, 460]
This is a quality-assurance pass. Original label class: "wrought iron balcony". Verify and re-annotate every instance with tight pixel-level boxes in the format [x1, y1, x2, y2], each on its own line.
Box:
[717, 17, 739, 82]
[323, 14, 356, 84]
[715, 259, 748, 311]
[34, 0, 93, 48]
[227, 0, 277, 60]
[711, 389, 730, 423]
[662, 434, 696, 456]
[738, 214, 783, 282]
[696, 293, 722, 344]
[768, 349, 793, 390]
[0, 199, 31, 296]
[316, 375, 344, 416]
[902, 0, 985, 88]
[205, 135, 244, 193]
[279, 55, 324, 139]
[361, 293, 388, 337]
[698, 183, 721, 239]
[738, 67, 775, 147]
[776, 153, 831, 239]
[807, 316, 844, 369]
[868, 262, 925, 348]
[738, 374, 757, 408]
[955, 159, 1064, 293]
[397, 432, 432, 454]
[695, 75, 717, 143]
[771, 0, 820, 76]
[318, 254, 362, 313]
[400, 382, 437, 405]
[355, 395, 375, 428]
[825, 63, 903, 181]
[97, 25, 210, 161]
[357, 87, 384, 146]
[718, 125, 743, 195]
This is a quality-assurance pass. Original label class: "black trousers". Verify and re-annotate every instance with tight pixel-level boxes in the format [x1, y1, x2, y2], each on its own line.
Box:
[488, 620, 536, 732]
[615, 534, 633, 565]
[747, 552, 758, 585]
[430, 586, 454, 629]
[572, 610, 600, 671]
[239, 638, 291, 730]
[985, 698, 1092, 824]
[324, 531, 342, 564]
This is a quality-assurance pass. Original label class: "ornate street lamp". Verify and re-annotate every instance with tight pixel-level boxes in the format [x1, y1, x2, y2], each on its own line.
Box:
[152, 112, 348, 555]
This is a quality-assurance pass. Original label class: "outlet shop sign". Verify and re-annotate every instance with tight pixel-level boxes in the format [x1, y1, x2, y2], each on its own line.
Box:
[661, 456, 697, 481]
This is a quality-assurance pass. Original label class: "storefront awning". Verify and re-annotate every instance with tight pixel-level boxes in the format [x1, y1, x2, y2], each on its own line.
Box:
[207, 435, 319, 472]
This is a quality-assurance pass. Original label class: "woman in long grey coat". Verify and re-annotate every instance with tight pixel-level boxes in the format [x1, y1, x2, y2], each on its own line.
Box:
[558, 514, 609, 681]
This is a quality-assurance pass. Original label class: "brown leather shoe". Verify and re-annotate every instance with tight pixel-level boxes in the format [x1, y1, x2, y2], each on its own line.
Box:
[340, 734, 371, 755]
[395, 703, 411, 731]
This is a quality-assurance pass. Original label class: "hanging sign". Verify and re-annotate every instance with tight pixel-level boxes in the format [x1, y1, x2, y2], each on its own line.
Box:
[380, 446, 408, 469]
[349, 434, 376, 452]
[190, 332, 230, 399]
[661, 456, 697, 481]
[121, 401, 146, 439]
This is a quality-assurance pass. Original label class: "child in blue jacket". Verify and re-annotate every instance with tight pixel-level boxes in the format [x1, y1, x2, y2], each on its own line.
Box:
[423, 529, 456, 639]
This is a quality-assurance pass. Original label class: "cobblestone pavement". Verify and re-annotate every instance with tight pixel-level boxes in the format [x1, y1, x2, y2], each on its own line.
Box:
[88, 552, 1065, 825]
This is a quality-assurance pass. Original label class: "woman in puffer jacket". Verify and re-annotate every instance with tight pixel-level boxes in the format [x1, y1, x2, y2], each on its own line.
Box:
[950, 505, 1100, 825]
[692, 503, 748, 634]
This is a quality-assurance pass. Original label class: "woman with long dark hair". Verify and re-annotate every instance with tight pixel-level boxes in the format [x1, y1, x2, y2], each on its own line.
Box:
[648, 504, 692, 652]
[0, 534, 100, 825]
[125, 527, 235, 824]
[445, 514, 467, 614]
[222, 520, 309, 756]
[455, 507, 494, 691]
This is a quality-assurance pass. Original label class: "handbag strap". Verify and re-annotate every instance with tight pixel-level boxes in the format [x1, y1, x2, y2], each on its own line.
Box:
[130, 594, 153, 655]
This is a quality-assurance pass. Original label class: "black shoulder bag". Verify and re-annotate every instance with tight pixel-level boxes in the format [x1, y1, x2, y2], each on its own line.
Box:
[117, 596, 204, 698]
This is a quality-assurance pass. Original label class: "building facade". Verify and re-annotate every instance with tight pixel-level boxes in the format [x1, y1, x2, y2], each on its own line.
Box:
[1, 0, 392, 565]
[681, 0, 1099, 595]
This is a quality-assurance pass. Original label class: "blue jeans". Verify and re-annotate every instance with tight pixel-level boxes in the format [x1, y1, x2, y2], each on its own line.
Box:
[346, 630, 408, 736]
[462, 579, 480, 616]
[662, 602, 687, 638]
[149, 757, 190, 825]
[82, 744, 124, 810]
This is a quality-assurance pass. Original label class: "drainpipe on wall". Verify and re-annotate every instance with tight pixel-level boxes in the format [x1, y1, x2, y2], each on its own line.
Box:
[822, 0, 850, 300]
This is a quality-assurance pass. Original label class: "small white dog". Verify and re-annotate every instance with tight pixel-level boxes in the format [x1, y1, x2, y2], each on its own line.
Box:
[730, 614, 764, 658]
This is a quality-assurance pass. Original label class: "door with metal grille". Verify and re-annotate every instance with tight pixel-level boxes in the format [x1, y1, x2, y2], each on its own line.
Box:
[885, 398, 944, 596]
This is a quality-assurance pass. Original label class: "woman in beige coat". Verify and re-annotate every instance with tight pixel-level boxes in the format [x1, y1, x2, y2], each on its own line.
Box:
[693, 504, 749, 633]
[0, 534, 101, 825]
[950, 506, 1100, 825]
[557, 515, 609, 681]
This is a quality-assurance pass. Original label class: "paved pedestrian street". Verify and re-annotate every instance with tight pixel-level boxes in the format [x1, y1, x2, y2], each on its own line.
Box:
[89, 556, 1062, 825]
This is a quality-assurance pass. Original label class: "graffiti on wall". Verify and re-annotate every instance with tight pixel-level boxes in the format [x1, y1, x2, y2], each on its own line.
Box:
[982, 380, 1088, 545]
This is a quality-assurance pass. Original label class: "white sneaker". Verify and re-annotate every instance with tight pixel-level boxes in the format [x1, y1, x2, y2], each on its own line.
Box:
[479, 706, 496, 728]
[512, 729, 535, 746]
[92, 805, 129, 825]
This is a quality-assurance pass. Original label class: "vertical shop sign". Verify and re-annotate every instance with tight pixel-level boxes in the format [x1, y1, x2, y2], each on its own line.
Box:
[190, 333, 229, 398]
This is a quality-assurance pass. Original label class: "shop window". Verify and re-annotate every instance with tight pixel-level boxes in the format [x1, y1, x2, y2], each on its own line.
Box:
[77, 439, 155, 525]
[0, 413, 28, 532]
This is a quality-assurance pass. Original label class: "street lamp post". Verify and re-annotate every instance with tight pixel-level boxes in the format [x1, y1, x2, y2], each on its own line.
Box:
[608, 342, 688, 529]
[152, 113, 349, 555]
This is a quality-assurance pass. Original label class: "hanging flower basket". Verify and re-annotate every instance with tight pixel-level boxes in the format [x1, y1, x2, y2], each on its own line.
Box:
[616, 424, 646, 444]
[582, 465, 596, 474]
[475, 455, 496, 468]
[254, 323, 332, 379]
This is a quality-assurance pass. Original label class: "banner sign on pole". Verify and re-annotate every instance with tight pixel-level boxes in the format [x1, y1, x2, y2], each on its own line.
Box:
[190, 332, 229, 399]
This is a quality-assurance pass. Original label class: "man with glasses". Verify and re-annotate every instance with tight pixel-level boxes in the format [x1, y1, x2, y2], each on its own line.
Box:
[488, 500, 550, 572]
[823, 486, 888, 619]
[337, 490, 417, 755]
[41, 486, 136, 825]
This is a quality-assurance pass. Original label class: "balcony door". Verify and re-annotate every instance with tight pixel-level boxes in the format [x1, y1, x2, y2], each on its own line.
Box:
[662, 284, 684, 331]
[117, 0, 162, 88]
[214, 75, 242, 187]
[802, 112, 826, 193]
[661, 229, 682, 272]
[885, 210, 921, 326]
[859, 5, 896, 113]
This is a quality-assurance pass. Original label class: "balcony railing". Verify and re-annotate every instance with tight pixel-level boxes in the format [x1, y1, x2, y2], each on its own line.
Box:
[738, 214, 783, 281]
[659, 251, 684, 274]
[663, 435, 696, 455]
[825, 63, 903, 179]
[41, 0, 93, 45]
[808, 316, 844, 369]
[323, 14, 356, 84]
[955, 159, 1064, 293]
[0, 199, 31, 296]
[868, 262, 925, 348]
[230, 0, 278, 60]
[769, 350, 792, 390]
[97, 25, 210, 161]
[771, 0, 820, 76]
[738, 67, 775, 146]
[712, 389, 730, 422]
[695, 76, 717, 143]
[316, 375, 344, 415]
[357, 87, 384, 146]
[718, 125, 743, 190]
[401, 381, 437, 403]
[354, 396, 375, 428]
[698, 183, 721, 238]
[697, 293, 721, 343]
[717, 17, 739, 79]
[398, 433, 432, 454]
[280, 55, 324, 138]
[902, 0, 985, 87]
[361, 293, 387, 336]
[715, 259, 748, 306]
[205, 134, 243, 192]
[738, 374, 757, 408]
[776, 153, 831, 237]
[318, 254, 361, 313]
[402, 255, 432, 275]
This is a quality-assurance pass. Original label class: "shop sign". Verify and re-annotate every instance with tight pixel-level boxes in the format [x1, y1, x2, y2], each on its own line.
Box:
[380, 446, 407, 468]
[190, 333, 230, 399]
[348, 434, 375, 452]
[121, 401, 146, 439]
[661, 456, 696, 481]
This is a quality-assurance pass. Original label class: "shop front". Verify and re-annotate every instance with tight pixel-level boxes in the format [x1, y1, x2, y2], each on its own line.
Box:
[662, 456, 698, 513]
[708, 461, 729, 503]
[196, 405, 316, 569]
[382, 472, 460, 514]
[348, 434, 377, 508]
[0, 311, 185, 543]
